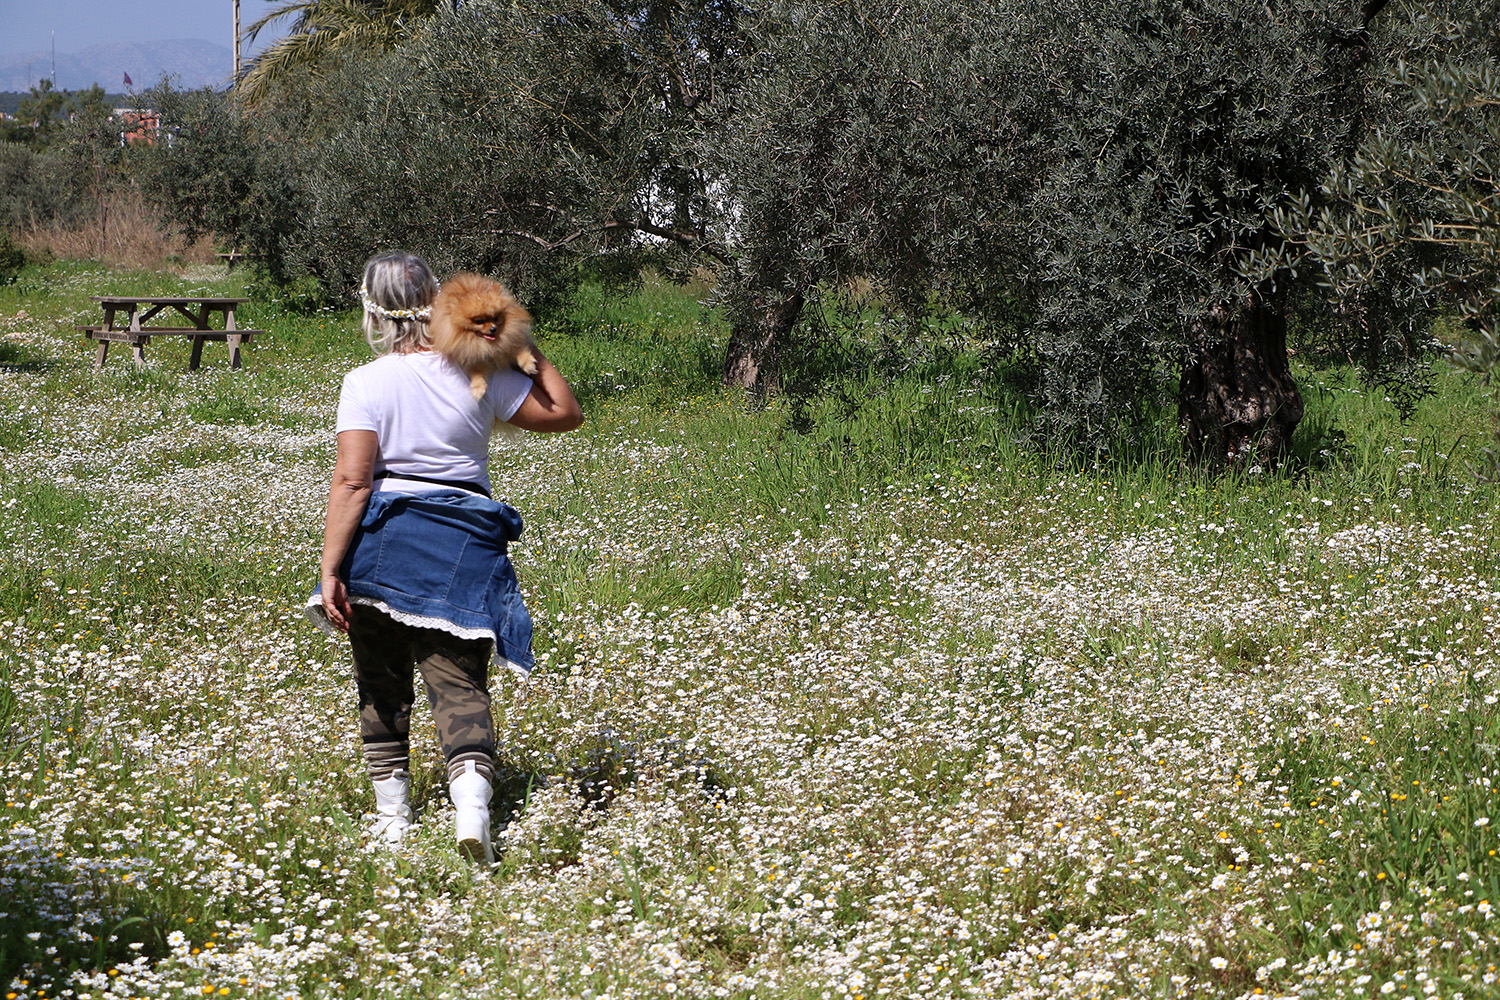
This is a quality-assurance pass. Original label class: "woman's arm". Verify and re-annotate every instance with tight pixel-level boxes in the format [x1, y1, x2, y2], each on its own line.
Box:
[507, 352, 583, 433]
[319, 429, 379, 633]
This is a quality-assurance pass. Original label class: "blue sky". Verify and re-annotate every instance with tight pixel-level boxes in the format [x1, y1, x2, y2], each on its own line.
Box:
[0, 1, 289, 54]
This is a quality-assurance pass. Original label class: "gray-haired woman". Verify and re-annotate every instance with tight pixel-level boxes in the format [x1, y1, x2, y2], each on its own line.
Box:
[307, 251, 582, 863]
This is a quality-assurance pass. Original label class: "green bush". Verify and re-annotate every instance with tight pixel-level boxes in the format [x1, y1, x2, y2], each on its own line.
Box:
[0, 231, 24, 284]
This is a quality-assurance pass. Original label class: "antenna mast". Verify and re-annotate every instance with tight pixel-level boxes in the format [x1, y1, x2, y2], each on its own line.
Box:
[233, 0, 242, 84]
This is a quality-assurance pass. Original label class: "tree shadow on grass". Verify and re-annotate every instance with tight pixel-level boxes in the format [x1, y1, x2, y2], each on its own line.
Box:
[0, 834, 166, 992]
[0, 339, 64, 375]
[1287, 406, 1350, 473]
[404, 729, 724, 869]
[482, 728, 725, 833]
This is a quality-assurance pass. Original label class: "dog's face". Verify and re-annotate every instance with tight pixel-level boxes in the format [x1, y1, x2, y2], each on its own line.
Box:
[443, 277, 524, 341]
[462, 307, 512, 343]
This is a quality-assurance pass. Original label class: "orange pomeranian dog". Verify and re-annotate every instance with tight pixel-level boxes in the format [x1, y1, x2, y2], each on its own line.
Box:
[430, 272, 540, 400]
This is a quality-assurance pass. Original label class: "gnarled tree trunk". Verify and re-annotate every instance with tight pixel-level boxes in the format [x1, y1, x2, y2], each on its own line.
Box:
[1178, 293, 1303, 467]
[722, 288, 804, 393]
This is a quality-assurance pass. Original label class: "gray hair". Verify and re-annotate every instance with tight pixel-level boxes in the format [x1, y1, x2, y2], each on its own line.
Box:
[359, 252, 440, 354]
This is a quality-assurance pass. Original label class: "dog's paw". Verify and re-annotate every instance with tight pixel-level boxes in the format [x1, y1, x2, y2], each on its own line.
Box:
[468, 372, 488, 400]
[516, 348, 540, 377]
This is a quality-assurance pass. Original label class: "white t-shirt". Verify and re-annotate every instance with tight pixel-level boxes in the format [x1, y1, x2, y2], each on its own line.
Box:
[335, 351, 534, 493]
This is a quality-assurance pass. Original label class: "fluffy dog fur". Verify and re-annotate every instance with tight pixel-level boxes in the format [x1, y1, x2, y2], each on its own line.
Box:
[430, 273, 539, 400]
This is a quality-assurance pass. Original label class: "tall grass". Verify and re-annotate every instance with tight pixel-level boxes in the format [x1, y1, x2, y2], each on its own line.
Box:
[14, 190, 220, 273]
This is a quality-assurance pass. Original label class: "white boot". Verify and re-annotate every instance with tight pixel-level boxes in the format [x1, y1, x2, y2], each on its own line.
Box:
[450, 761, 494, 865]
[368, 770, 413, 845]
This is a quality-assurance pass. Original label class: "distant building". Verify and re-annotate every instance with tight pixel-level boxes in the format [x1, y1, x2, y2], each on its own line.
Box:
[113, 107, 159, 146]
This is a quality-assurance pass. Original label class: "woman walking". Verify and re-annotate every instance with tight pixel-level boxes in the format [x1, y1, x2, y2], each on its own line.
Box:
[307, 251, 582, 864]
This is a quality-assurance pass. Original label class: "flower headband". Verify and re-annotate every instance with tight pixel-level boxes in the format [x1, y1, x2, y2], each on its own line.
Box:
[359, 281, 434, 321]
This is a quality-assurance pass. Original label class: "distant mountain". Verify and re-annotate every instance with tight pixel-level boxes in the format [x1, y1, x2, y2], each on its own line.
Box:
[0, 39, 232, 93]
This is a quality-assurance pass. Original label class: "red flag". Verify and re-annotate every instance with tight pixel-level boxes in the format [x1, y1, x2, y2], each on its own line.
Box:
[123, 71, 133, 87]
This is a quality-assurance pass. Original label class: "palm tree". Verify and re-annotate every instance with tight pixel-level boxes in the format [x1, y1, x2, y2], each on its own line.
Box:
[238, 0, 449, 104]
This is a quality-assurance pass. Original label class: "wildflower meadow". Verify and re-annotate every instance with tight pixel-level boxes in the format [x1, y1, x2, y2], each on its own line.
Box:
[2, 261, 1499, 1000]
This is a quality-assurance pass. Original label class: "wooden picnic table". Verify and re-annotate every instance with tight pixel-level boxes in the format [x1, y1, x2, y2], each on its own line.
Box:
[80, 296, 267, 370]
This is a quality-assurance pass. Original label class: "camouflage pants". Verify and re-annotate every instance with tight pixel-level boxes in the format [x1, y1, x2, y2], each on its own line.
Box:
[347, 604, 495, 783]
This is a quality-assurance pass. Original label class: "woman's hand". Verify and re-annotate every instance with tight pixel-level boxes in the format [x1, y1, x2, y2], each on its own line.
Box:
[321, 573, 353, 633]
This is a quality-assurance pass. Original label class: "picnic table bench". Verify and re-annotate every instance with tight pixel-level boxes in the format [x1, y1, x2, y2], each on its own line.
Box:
[80, 296, 267, 370]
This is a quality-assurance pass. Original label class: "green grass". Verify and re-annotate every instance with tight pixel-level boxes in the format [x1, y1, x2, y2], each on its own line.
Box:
[1, 256, 1499, 999]
[1256, 678, 1500, 964]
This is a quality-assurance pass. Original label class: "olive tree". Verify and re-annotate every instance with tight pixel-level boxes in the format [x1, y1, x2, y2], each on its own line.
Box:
[696, 1, 1038, 391]
[267, 0, 741, 300]
[1276, 8, 1500, 458]
[698, 0, 1432, 462]
[134, 84, 317, 282]
[147, 0, 741, 302]
[989, 0, 1425, 461]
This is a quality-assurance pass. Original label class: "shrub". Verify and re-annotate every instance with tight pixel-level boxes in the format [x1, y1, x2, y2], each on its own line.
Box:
[0, 231, 25, 284]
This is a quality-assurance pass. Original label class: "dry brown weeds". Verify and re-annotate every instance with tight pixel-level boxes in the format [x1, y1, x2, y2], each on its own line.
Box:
[16, 191, 220, 272]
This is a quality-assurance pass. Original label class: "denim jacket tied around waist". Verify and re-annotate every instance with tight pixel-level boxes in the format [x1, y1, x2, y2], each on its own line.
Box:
[305, 490, 534, 675]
